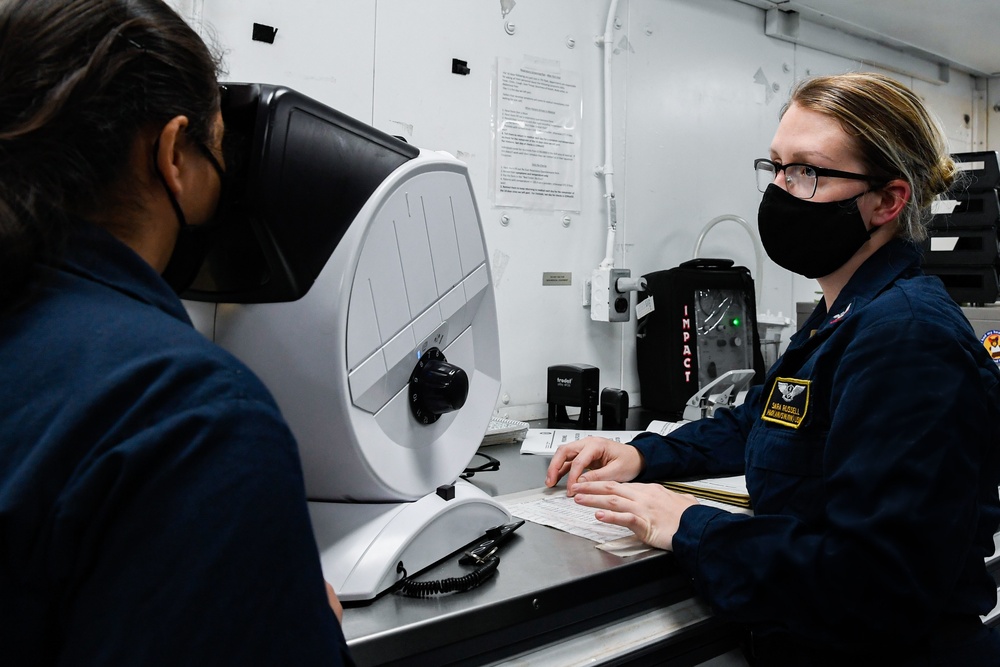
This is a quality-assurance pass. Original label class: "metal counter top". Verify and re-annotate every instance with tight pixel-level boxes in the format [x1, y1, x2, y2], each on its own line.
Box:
[339, 440, 739, 666]
[337, 432, 1000, 665]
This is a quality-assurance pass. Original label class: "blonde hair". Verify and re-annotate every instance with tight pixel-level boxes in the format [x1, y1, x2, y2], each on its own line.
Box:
[786, 72, 956, 242]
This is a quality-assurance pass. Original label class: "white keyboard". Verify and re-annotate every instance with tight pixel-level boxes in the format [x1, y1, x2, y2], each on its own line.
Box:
[481, 416, 529, 446]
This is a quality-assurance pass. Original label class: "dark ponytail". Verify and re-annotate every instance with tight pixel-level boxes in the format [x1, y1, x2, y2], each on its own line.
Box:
[0, 0, 222, 309]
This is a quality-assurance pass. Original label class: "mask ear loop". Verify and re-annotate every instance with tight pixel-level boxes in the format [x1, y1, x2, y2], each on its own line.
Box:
[122, 33, 187, 228]
[195, 141, 226, 178]
[152, 137, 189, 229]
[858, 179, 893, 236]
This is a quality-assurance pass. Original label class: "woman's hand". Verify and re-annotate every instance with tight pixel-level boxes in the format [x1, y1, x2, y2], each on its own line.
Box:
[325, 580, 344, 623]
[570, 480, 699, 551]
[544, 436, 644, 494]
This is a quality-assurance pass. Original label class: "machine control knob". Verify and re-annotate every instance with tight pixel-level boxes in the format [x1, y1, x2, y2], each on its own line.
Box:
[409, 347, 469, 424]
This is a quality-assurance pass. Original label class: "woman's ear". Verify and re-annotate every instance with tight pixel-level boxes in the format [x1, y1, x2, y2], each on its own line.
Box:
[153, 115, 190, 197]
[870, 179, 911, 228]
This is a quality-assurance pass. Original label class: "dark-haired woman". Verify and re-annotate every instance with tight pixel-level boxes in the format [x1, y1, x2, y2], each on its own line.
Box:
[0, 1, 352, 664]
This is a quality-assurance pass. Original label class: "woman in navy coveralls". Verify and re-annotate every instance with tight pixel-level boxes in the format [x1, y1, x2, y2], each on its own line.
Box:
[0, 1, 353, 664]
[546, 73, 1000, 665]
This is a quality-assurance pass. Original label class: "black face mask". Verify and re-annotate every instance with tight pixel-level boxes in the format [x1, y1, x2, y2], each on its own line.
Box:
[159, 141, 230, 294]
[757, 183, 876, 279]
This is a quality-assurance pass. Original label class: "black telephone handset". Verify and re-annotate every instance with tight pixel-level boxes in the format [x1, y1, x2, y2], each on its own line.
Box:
[459, 519, 525, 565]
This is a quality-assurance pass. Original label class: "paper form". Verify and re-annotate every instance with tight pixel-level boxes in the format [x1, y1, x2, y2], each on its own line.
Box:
[506, 493, 634, 543]
[501, 487, 634, 544]
[501, 485, 752, 556]
[519, 428, 641, 456]
[662, 475, 752, 508]
[519, 420, 689, 456]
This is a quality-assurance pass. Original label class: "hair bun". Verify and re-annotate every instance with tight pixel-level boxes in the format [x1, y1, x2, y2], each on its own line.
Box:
[922, 155, 957, 206]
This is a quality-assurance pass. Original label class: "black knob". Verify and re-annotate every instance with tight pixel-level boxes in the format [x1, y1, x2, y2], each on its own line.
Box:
[418, 360, 469, 413]
[409, 348, 469, 424]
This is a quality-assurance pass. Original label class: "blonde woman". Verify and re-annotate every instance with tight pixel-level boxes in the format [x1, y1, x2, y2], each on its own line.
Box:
[548, 73, 1000, 665]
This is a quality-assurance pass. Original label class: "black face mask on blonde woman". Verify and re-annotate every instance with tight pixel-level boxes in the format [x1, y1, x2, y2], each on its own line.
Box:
[757, 183, 876, 279]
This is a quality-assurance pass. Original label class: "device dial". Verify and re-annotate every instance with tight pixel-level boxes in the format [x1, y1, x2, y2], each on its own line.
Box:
[409, 347, 470, 424]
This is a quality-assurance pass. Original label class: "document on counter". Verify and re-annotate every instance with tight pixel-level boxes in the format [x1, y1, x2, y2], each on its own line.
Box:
[662, 475, 752, 509]
[500, 487, 634, 544]
[499, 486, 751, 558]
[519, 429, 639, 456]
[519, 419, 689, 456]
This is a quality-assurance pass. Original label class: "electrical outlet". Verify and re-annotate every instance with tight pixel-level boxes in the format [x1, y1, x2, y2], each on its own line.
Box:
[590, 268, 631, 322]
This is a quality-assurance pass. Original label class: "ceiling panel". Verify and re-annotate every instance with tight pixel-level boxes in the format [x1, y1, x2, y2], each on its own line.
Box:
[755, 0, 1000, 76]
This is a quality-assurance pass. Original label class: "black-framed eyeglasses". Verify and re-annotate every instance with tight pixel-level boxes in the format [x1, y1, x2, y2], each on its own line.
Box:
[754, 158, 874, 200]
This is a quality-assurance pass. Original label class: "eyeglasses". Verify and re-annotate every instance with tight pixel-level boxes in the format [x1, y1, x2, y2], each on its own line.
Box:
[754, 158, 873, 200]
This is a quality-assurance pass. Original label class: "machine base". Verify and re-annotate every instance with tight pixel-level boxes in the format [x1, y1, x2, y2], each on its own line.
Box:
[309, 480, 511, 601]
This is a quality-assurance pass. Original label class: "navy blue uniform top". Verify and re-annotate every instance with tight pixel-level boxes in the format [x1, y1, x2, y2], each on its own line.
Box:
[631, 240, 1000, 664]
[0, 222, 353, 666]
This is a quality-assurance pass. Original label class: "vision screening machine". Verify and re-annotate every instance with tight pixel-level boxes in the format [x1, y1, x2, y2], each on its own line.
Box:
[182, 84, 510, 602]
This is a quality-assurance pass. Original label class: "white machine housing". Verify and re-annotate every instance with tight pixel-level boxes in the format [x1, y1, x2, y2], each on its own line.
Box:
[185, 85, 509, 600]
[210, 152, 500, 501]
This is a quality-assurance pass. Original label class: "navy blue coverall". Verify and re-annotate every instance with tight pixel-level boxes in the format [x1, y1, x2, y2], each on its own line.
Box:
[631, 239, 1000, 665]
[0, 222, 353, 666]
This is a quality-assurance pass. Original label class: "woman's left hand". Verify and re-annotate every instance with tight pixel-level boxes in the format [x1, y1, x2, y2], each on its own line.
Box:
[570, 480, 700, 551]
[325, 580, 344, 623]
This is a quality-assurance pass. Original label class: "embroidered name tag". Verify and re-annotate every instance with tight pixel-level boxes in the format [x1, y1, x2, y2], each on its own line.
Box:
[762, 377, 811, 428]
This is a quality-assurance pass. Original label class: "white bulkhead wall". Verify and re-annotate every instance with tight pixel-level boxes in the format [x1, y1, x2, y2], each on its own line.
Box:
[171, 0, 982, 420]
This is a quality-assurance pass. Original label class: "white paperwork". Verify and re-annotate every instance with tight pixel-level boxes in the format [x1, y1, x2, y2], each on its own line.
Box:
[502, 487, 634, 544]
[502, 485, 750, 558]
[500, 486, 652, 557]
[519, 429, 639, 456]
[509, 418, 750, 555]
[519, 419, 689, 456]
[663, 475, 751, 508]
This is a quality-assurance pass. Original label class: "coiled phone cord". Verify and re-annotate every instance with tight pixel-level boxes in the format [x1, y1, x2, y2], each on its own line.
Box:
[393, 556, 500, 598]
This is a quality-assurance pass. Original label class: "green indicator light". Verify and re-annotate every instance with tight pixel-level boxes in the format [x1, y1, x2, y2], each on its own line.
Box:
[730, 317, 741, 327]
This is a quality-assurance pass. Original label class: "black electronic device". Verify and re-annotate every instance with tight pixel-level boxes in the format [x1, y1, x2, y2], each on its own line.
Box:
[636, 258, 765, 420]
[394, 520, 525, 598]
[183, 83, 419, 303]
[600, 387, 629, 430]
[921, 227, 1000, 268]
[459, 519, 525, 565]
[921, 265, 999, 305]
[921, 151, 1000, 306]
[953, 150, 1000, 192]
[547, 364, 599, 429]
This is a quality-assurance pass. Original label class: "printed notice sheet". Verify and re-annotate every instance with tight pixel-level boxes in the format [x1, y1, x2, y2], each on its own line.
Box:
[493, 56, 582, 210]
